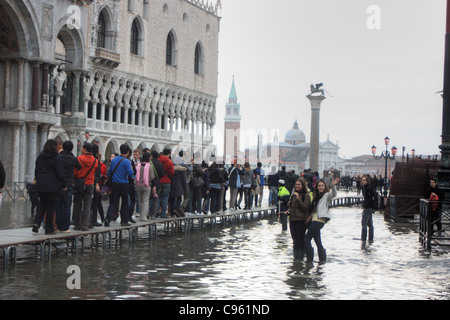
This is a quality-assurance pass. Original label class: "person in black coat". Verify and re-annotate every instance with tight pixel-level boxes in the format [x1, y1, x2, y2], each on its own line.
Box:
[55, 140, 81, 232]
[361, 175, 375, 242]
[32, 139, 67, 234]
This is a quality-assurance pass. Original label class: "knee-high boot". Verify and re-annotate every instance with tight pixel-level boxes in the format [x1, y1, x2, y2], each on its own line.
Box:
[318, 248, 327, 262]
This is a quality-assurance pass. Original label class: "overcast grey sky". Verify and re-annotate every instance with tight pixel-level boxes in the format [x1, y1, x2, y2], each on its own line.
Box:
[212, 0, 446, 159]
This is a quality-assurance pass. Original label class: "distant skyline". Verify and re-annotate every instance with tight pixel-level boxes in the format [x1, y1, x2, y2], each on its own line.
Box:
[212, 0, 447, 159]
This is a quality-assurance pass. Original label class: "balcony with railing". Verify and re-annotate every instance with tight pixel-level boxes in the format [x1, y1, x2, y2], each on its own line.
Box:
[92, 48, 121, 68]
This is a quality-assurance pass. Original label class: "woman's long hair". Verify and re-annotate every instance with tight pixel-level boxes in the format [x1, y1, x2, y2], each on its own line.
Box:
[313, 179, 330, 197]
[43, 139, 58, 152]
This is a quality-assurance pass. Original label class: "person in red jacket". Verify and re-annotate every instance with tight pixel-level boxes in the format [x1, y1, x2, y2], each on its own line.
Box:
[73, 142, 99, 231]
[155, 148, 174, 218]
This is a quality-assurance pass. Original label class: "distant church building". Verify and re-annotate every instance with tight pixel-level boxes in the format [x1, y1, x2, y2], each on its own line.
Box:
[0, 0, 221, 184]
[246, 120, 344, 175]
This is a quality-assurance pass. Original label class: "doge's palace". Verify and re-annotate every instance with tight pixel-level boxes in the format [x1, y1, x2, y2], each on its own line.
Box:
[0, 0, 221, 184]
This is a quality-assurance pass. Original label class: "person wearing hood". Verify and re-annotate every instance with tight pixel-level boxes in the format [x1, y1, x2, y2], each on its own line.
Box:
[55, 140, 81, 233]
[32, 139, 67, 234]
[73, 142, 100, 231]
[169, 155, 187, 217]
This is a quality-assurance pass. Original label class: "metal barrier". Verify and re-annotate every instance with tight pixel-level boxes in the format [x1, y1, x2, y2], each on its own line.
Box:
[419, 199, 450, 250]
[1, 182, 29, 202]
[389, 195, 420, 221]
[330, 196, 363, 208]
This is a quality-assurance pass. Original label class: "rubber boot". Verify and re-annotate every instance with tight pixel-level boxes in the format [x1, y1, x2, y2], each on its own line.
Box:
[306, 247, 314, 262]
[318, 248, 327, 262]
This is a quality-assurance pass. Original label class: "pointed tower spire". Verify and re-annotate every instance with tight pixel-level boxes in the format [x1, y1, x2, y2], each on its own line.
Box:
[229, 75, 238, 103]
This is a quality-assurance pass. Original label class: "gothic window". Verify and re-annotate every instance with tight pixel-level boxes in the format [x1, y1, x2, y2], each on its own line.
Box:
[98, 11, 106, 48]
[131, 19, 139, 55]
[166, 32, 173, 65]
[166, 30, 177, 66]
[194, 42, 204, 75]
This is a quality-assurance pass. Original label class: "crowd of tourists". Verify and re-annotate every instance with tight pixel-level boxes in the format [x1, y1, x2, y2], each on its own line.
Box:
[14, 139, 445, 263]
[27, 140, 273, 234]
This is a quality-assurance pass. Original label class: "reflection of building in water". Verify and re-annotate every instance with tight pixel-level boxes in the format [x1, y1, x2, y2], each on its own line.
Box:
[246, 120, 344, 175]
[0, 0, 221, 183]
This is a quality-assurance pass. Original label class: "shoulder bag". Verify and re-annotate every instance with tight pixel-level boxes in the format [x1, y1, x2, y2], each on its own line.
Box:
[74, 159, 97, 194]
[104, 157, 126, 189]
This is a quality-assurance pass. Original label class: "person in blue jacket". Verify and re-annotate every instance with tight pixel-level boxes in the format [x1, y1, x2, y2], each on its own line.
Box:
[104, 144, 135, 226]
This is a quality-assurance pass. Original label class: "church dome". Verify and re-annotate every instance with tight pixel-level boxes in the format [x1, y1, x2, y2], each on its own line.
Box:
[285, 120, 306, 144]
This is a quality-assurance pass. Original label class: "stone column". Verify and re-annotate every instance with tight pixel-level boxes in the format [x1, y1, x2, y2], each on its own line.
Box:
[92, 99, 98, 128]
[31, 61, 41, 111]
[41, 64, 49, 111]
[307, 94, 326, 172]
[39, 124, 49, 151]
[438, 0, 450, 195]
[16, 59, 25, 111]
[3, 60, 11, 109]
[27, 123, 38, 180]
[72, 71, 82, 116]
[100, 101, 106, 130]
[10, 122, 23, 182]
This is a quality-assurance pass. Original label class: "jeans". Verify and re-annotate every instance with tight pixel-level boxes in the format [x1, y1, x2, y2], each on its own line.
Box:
[56, 186, 74, 231]
[106, 182, 130, 224]
[304, 221, 326, 261]
[73, 184, 94, 230]
[290, 220, 307, 252]
[361, 208, 374, 241]
[155, 183, 170, 217]
[269, 186, 278, 205]
[244, 187, 252, 208]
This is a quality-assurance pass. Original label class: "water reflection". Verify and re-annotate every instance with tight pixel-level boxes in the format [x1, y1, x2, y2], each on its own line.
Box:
[0, 200, 448, 300]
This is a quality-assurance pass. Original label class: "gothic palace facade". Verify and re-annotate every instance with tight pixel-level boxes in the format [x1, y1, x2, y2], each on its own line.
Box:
[0, 0, 221, 183]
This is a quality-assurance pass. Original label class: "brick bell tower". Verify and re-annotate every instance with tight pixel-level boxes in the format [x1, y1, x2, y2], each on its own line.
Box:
[224, 76, 242, 161]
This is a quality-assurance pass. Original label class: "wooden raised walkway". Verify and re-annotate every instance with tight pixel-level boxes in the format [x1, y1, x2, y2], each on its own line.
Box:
[0, 196, 365, 270]
[0, 206, 278, 270]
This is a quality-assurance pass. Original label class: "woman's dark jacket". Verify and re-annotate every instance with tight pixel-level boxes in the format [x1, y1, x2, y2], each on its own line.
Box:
[35, 150, 67, 192]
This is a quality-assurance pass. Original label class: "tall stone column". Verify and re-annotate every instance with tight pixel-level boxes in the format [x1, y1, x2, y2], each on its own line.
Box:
[31, 61, 41, 111]
[17, 59, 25, 111]
[307, 94, 326, 172]
[11, 122, 23, 182]
[41, 64, 49, 111]
[438, 0, 450, 196]
[4, 60, 11, 109]
[27, 123, 38, 180]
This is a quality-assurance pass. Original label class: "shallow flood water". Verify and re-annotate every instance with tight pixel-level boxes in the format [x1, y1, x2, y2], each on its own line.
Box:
[0, 197, 448, 300]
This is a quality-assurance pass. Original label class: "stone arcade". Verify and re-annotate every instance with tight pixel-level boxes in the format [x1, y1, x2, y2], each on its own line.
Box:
[0, 0, 221, 184]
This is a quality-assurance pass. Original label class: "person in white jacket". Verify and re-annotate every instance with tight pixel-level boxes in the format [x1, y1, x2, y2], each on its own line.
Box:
[304, 177, 340, 262]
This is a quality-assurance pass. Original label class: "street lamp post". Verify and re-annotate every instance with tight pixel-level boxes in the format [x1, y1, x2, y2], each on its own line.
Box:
[372, 136, 398, 208]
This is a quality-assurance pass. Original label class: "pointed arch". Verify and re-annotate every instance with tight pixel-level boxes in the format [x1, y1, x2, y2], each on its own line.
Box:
[166, 29, 178, 66]
[194, 41, 204, 75]
[130, 16, 144, 56]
